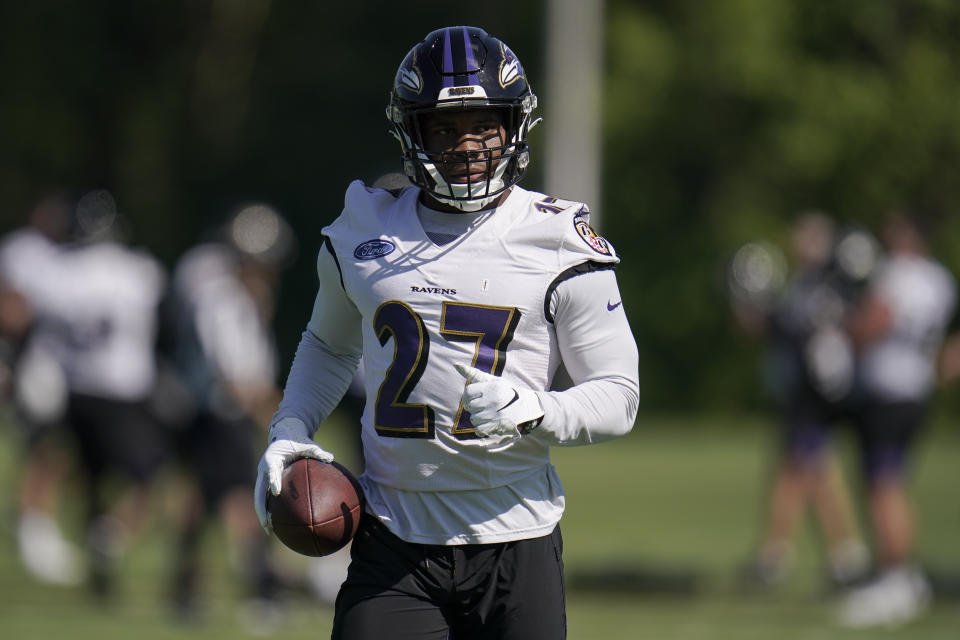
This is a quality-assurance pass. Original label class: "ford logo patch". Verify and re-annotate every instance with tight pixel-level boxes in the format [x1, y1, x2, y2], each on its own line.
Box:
[354, 239, 395, 260]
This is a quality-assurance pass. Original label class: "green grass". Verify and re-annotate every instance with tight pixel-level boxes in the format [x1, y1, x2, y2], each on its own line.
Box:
[1, 411, 958, 639]
[556, 414, 960, 639]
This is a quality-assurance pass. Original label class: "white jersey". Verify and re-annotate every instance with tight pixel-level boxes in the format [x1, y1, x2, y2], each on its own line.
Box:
[49, 241, 166, 401]
[0, 228, 64, 310]
[859, 254, 956, 401]
[172, 243, 278, 403]
[0, 228, 71, 421]
[275, 180, 639, 544]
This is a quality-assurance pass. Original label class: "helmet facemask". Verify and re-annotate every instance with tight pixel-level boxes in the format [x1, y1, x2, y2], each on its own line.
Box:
[394, 101, 534, 212]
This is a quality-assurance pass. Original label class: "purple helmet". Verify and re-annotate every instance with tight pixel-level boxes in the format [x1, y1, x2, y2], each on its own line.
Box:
[386, 26, 540, 211]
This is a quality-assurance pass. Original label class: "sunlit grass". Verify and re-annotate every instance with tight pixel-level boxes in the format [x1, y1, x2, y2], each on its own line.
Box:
[1, 410, 958, 639]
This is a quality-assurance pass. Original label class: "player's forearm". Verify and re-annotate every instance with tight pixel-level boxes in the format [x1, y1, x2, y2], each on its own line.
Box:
[534, 374, 638, 445]
[270, 329, 360, 436]
[541, 268, 640, 444]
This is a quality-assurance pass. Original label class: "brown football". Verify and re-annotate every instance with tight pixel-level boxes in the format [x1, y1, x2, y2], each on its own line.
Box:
[267, 458, 364, 557]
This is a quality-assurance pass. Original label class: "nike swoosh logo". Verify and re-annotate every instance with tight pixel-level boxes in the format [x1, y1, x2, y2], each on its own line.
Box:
[498, 390, 520, 411]
[607, 300, 623, 311]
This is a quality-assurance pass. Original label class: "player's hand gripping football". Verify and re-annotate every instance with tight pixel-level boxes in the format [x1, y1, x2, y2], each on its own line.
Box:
[455, 363, 544, 438]
[254, 417, 334, 534]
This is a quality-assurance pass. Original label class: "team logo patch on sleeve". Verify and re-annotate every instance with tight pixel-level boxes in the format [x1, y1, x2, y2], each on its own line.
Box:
[574, 218, 612, 256]
[354, 239, 396, 260]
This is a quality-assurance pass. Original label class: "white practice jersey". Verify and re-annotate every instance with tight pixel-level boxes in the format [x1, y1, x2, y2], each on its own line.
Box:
[172, 243, 278, 397]
[49, 241, 166, 401]
[276, 180, 639, 544]
[0, 228, 64, 310]
[859, 254, 956, 401]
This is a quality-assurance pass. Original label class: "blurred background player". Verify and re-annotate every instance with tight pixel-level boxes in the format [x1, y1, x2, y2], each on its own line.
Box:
[0, 191, 78, 585]
[163, 203, 294, 620]
[730, 211, 870, 590]
[48, 189, 169, 600]
[839, 212, 956, 628]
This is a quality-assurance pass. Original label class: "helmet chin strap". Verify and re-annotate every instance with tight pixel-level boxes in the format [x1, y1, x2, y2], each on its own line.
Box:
[420, 157, 511, 212]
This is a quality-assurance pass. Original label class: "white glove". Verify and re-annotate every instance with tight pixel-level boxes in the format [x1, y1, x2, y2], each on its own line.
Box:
[455, 363, 544, 438]
[254, 417, 334, 534]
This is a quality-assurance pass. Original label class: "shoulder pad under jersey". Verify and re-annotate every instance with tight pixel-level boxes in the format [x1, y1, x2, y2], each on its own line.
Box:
[517, 190, 619, 267]
[322, 179, 418, 242]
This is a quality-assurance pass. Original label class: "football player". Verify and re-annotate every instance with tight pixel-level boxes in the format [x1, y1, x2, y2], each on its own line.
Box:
[0, 191, 79, 585]
[839, 213, 956, 628]
[254, 26, 639, 639]
[731, 213, 870, 590]
[46, 189, 169, 598]
[164, 204, 294, 619]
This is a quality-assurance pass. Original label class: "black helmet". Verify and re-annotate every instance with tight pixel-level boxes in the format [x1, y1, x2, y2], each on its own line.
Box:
[386, 26, 539, 211]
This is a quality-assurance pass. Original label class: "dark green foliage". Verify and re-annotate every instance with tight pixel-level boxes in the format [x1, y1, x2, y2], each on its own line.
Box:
[1, 1, 958, 409]
[603, 0, 960, 407]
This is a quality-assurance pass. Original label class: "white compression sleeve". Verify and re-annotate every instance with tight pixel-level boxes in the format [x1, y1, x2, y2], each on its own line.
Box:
[271, 241, 364, 435]
[534, 267, 640, 445]
[270, 330, 360, 435]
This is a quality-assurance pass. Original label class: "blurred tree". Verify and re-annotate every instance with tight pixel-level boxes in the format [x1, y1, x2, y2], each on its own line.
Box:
[0, 1, 542, 367]
[1, 1, 959, 410]
[603, 0, 960, 409]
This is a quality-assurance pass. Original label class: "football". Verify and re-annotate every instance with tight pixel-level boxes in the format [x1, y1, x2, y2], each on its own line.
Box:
[267, 458, 364, 557]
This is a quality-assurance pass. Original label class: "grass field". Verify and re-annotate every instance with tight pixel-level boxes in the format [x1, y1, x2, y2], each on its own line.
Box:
[1, 411, 958, 639]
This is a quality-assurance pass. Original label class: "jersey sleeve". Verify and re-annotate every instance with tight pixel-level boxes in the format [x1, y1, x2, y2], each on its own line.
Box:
[305, 237, 364, 353]
[533, 267, 639, 445]
[270, 238, 363, 437]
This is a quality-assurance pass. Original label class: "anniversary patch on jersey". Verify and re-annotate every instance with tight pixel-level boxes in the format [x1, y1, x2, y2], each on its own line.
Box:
[574, 218, 612, 256]
[354, 239, 396, 260]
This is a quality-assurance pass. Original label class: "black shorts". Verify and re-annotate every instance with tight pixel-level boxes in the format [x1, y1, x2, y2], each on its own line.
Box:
[853, 399, 928, 480]
[777, 391, 849, 461]
[66, 392, 169, 485]
[175, 409, 257, 510]
[333, 514, 567, 640]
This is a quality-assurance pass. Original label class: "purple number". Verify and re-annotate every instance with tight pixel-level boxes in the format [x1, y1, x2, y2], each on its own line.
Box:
[373, 301, 435, 438]
[372, 300, 520, 440]
[441, 302, 520, 438]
